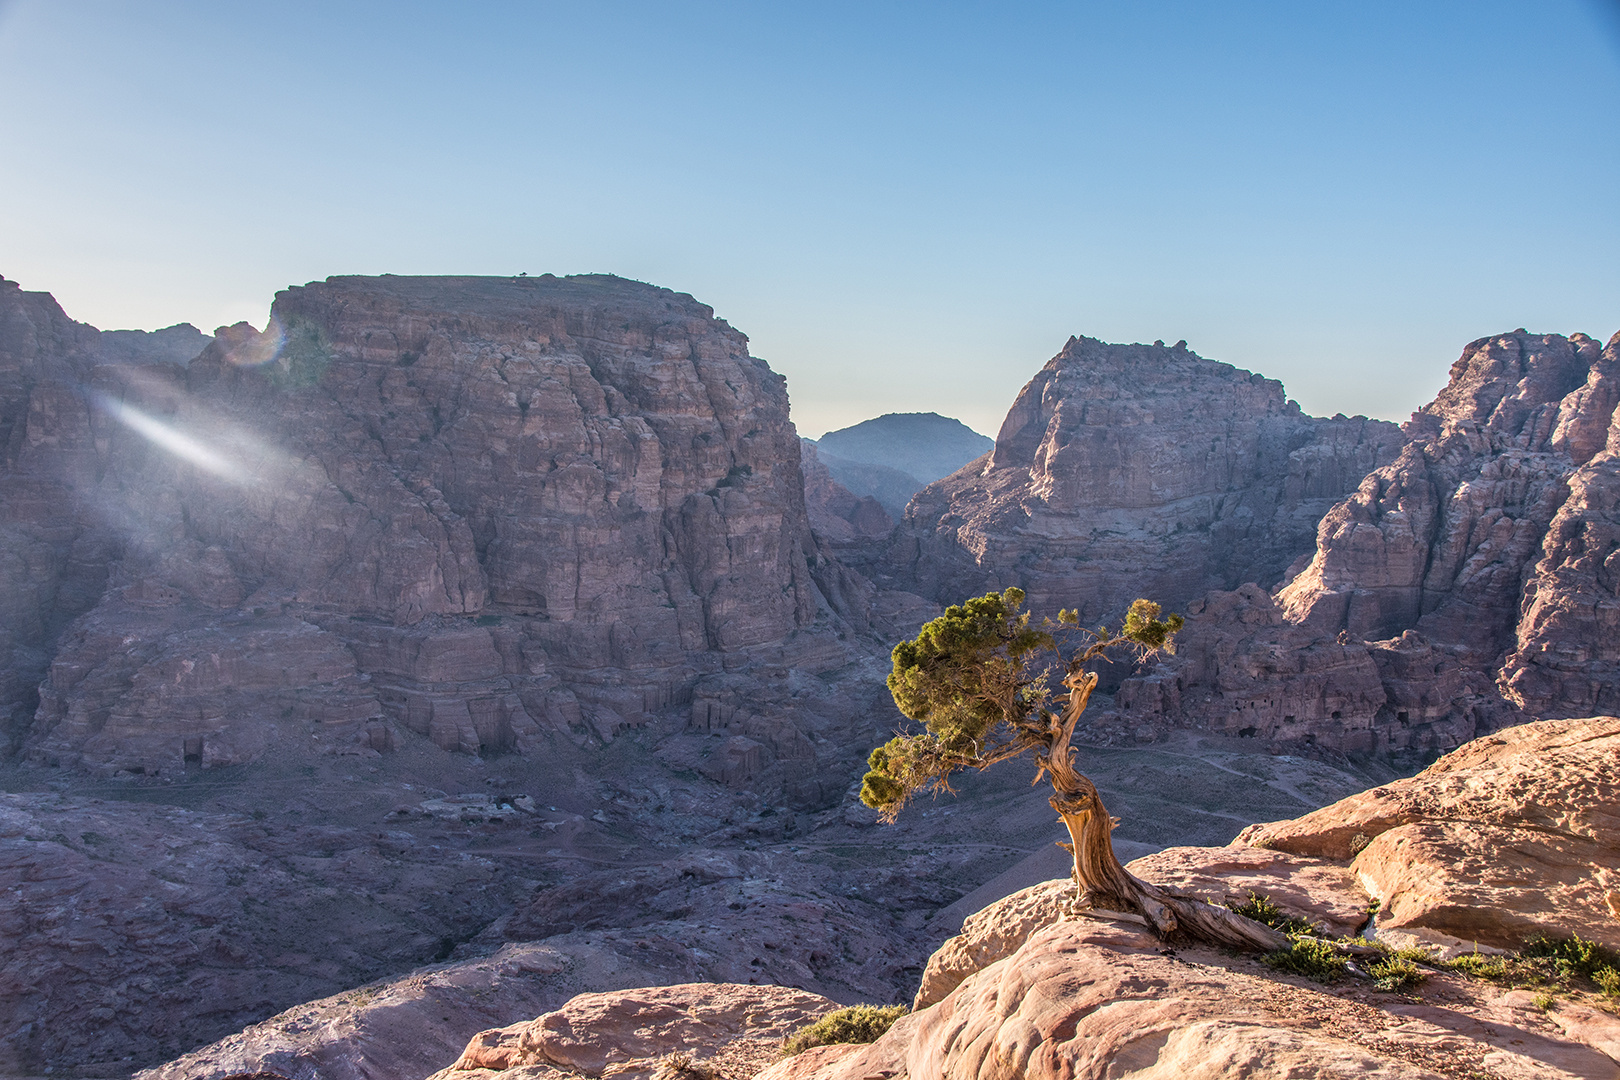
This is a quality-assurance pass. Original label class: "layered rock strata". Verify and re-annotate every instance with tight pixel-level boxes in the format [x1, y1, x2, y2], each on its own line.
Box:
[1116, 330, 1620, 751]
[5, 274, 879, 804]
[891, 336, 1404, 622]
[800, 440, 894, 542]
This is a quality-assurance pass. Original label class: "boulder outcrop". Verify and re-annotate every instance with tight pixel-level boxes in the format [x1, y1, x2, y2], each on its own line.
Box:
[441, 983, 837, 1080]
[1243, 714, 1620, 953]
[891, 336, 1404, 622]
[775, 916, 1617, 1080]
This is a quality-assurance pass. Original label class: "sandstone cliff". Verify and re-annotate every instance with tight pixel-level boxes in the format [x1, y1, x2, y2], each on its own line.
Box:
[888, 336, 1404, 622]
[1116, 329, 1620, 753]
[4, 274, 877, 806]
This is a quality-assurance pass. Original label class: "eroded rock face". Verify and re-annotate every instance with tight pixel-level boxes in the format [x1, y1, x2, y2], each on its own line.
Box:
[895, 336, 1403, 621]
[0, 278, 111, 745]
[1109, 584, 1521, 754]
[1112, 330, 1620, 750]
[9, 274, 876, 796]
[1276, 330, 1620, 720]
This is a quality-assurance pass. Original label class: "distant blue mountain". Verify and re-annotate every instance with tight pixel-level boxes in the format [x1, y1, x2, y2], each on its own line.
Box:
[810, 412, 992, 517]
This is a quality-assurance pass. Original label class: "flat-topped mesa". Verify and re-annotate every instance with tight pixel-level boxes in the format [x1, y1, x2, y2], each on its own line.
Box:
[900, 335, 1404, 621]
[17, 274, 871, 788]
[259, 273, 821, 643]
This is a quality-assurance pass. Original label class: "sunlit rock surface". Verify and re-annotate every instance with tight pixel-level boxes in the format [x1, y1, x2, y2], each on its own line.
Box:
[764, 718, 1620, 1080]
[891, 335, 1404, 621]
[1242, 714, 1620, 953]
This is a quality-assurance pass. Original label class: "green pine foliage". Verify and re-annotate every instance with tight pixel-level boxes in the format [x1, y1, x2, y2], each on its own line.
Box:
[860, 589, 1184, 818]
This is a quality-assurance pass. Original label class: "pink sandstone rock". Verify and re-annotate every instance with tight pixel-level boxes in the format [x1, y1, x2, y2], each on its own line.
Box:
[1241, 715, 1620, 951]
[444, 983, 837, 1079]
[779, 916, 1619, 1080]
[896, 335, 1403, 622]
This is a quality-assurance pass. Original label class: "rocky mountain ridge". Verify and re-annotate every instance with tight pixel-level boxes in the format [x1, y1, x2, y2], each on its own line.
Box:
[809, 412, 994, 518]
[865, 335, 1406, 622]
[4, 269, 1619, 1080]
[5, 273, 892, 812]
[1112, 329, 1620, 755]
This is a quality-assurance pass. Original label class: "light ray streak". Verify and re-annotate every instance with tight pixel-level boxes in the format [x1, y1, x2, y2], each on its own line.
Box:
[93, 394, 248, 483]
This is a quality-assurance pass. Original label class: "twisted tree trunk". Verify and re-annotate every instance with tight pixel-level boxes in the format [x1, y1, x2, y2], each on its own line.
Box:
[1045, 669, 1289, 952]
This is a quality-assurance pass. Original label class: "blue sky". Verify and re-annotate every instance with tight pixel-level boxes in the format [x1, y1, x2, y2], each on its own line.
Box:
[2, 1, 1616, 438]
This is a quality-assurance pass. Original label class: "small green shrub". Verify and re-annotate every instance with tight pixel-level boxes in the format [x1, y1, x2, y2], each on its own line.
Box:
[782, 1005, 907, 1057]
[1593, 966, 1620, 1001]
[1445, 951, 1510, 982]
[1444, 949, 1567, 990]
[1368, 955, 1427, 992]
[1263, 937, 1347, 982]
[1522, 934, 1620, 980]
[1228, 892, 1314, 936]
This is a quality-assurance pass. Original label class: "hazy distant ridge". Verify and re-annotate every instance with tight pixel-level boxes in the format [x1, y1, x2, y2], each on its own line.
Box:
[809, 412, 992, 517]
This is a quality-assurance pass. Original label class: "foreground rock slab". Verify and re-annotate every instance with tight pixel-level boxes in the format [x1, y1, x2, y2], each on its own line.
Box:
[437, 982, 837, 1080]
[1243, 715, 1620, 952]
[774, 915, 1618, 1080]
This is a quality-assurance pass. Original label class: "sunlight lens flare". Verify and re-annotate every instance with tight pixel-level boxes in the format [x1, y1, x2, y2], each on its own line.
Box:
[93, 394, 249, 483]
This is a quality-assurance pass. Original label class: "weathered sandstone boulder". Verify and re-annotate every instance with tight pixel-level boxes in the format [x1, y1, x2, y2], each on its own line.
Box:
[892, 335, 1403, 621]
[1243, 715, 1620, 952]
[439, 983, 836, 1080]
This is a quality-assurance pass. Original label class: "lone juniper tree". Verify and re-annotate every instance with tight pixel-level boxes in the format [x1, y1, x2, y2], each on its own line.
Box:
[861, 588, 1289, 951]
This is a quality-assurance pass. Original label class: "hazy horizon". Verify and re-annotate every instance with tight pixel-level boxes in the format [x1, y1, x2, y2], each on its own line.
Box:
[3, 0, 1617, 437]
